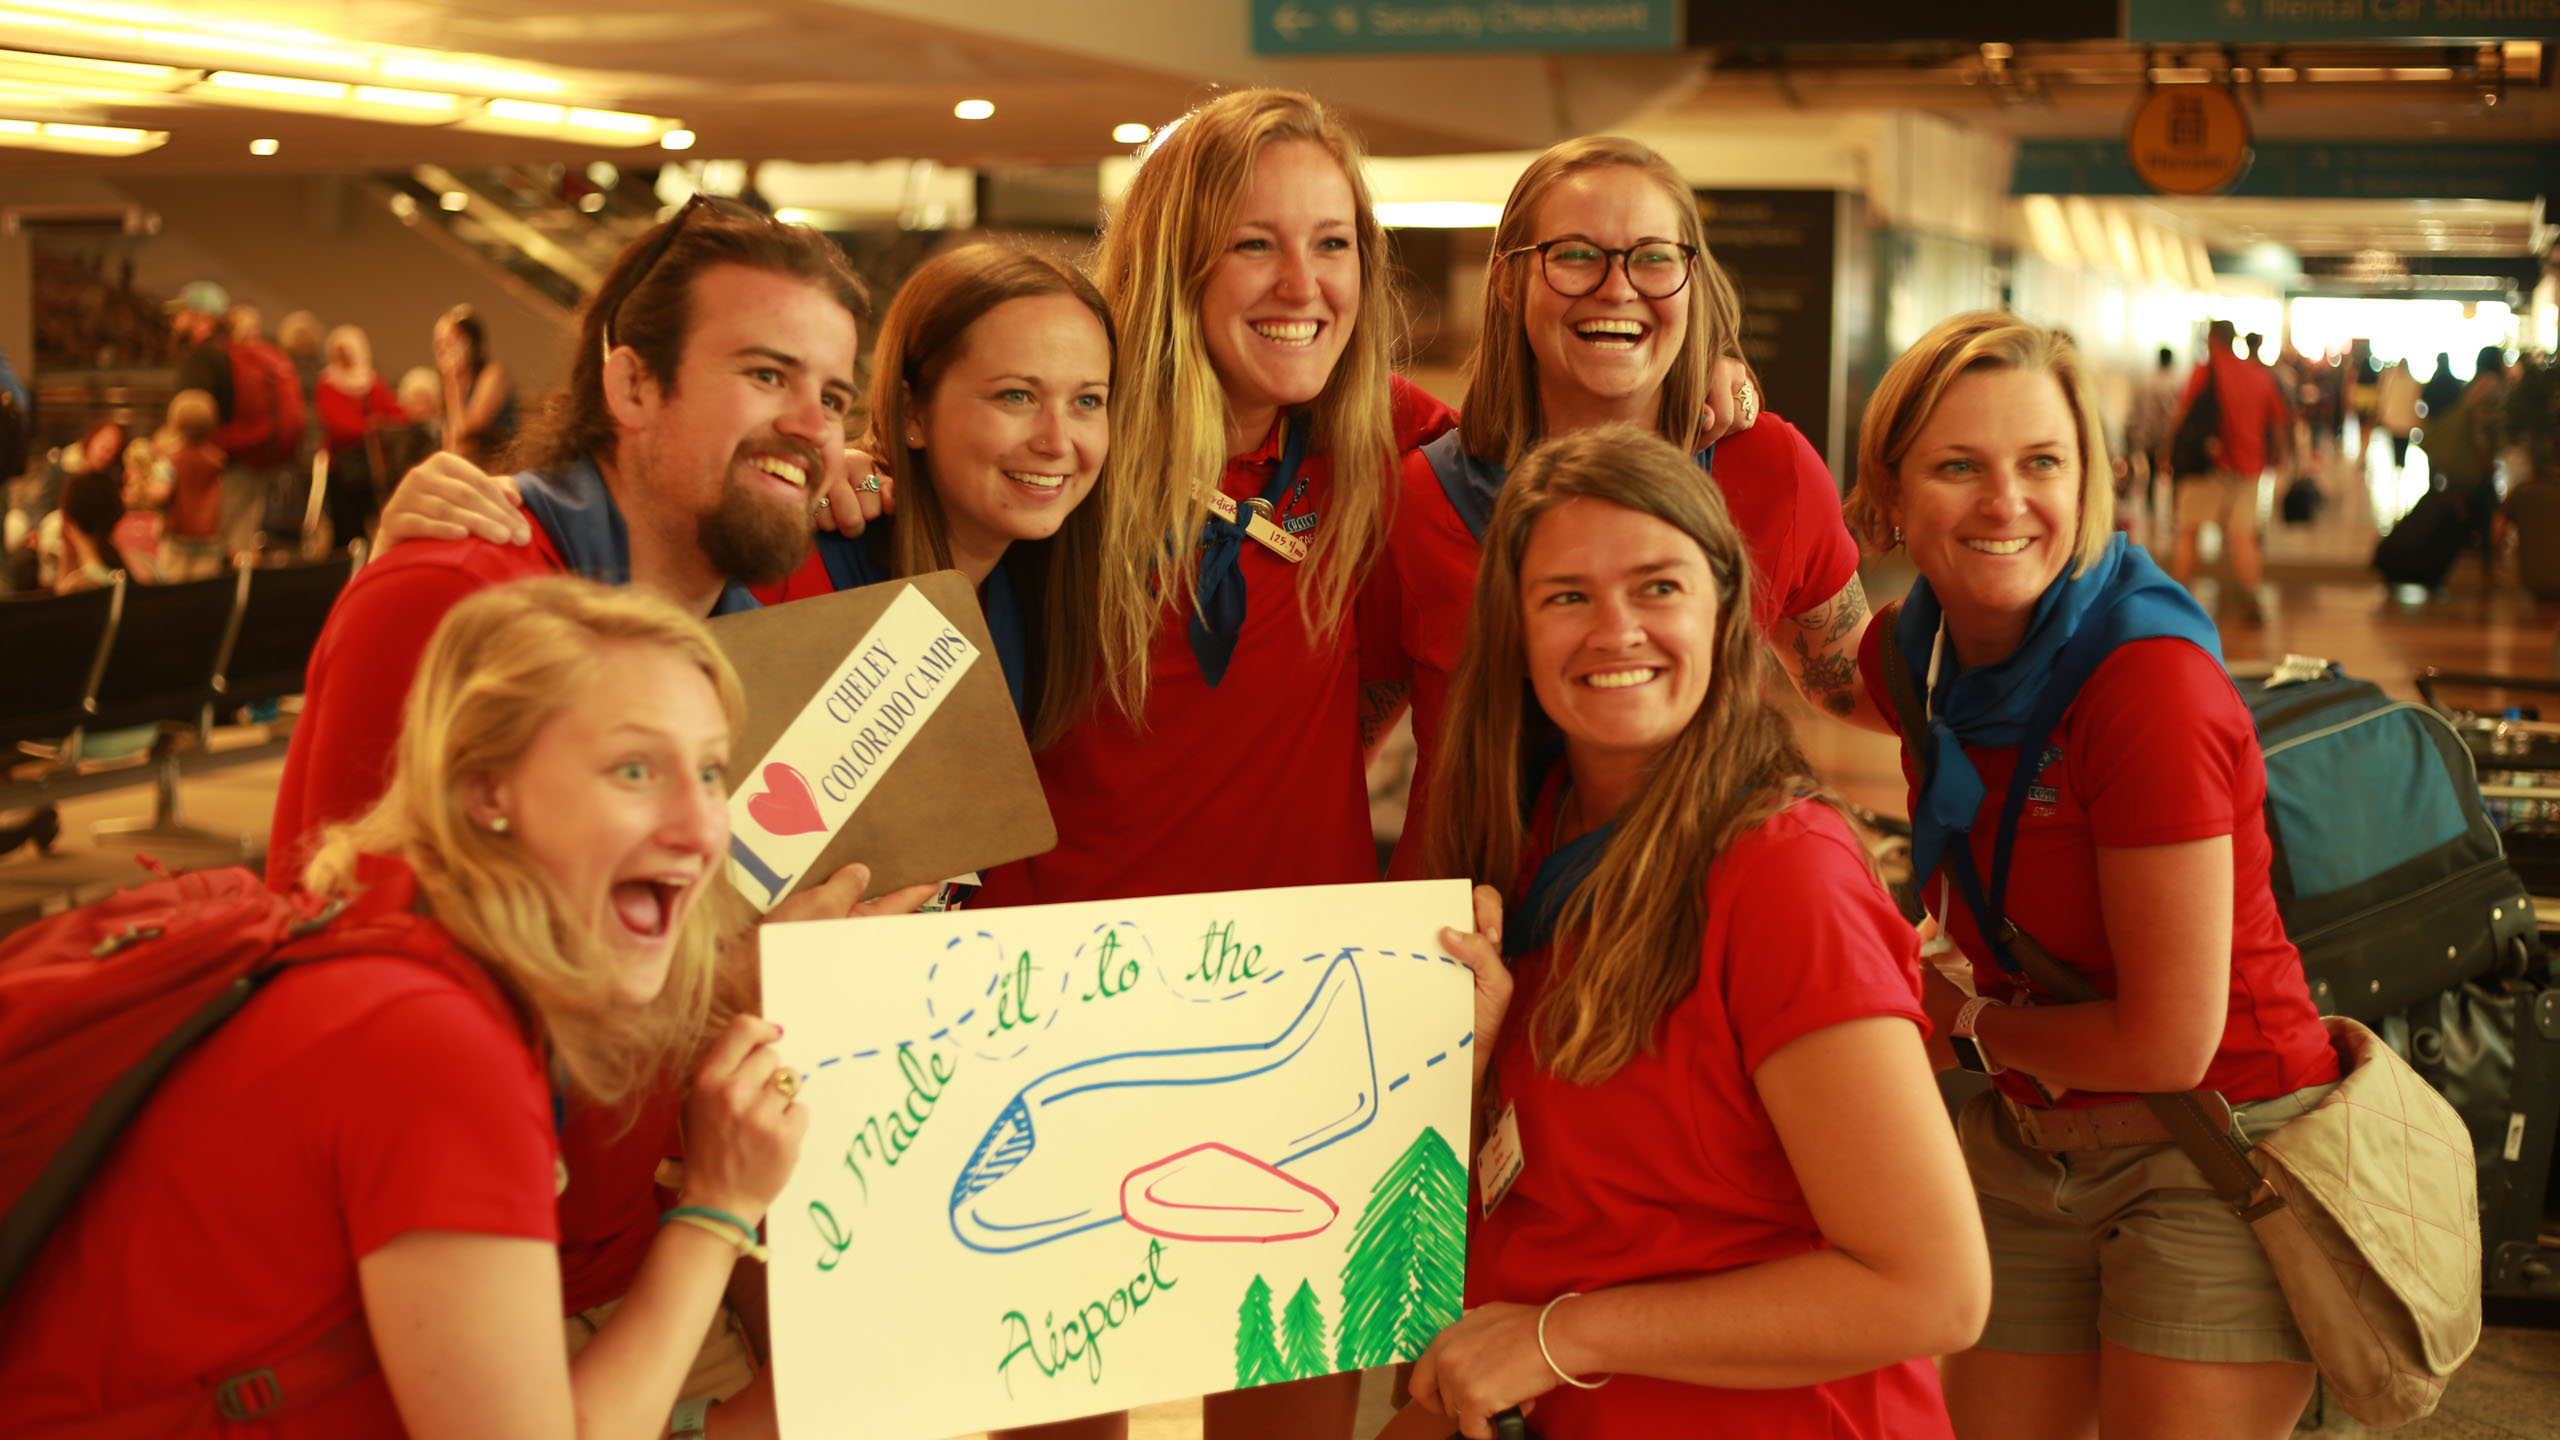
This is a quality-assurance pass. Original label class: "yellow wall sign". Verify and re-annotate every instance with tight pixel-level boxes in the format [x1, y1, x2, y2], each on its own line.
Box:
[2125, 84, 2253, 196]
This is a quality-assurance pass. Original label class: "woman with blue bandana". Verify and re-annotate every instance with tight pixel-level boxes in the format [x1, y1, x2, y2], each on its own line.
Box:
[1845, 313, 2339, 1440]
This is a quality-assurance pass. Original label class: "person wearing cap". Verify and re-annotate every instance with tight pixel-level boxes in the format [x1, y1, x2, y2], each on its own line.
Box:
[168, 279, 267, 558]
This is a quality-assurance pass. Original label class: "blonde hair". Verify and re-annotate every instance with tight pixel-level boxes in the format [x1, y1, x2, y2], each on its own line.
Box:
[1459, 136, 1743, 468]
[1093, 87, 1404, 703]
[865, 243, 1118, 749]
[303, 577, 751, 1106]
[167, 389, 217, 444]
[1424, 424, 1848, 1084]
[1846, 311, 2115, 574]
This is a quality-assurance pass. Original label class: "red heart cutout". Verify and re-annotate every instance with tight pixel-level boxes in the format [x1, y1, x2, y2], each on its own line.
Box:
[744, 763, 827, 837]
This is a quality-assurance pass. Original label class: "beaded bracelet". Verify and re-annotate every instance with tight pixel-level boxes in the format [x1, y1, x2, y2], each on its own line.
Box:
[662, 1205, 771, 1263]
[1536, 1292, 1610, 1390]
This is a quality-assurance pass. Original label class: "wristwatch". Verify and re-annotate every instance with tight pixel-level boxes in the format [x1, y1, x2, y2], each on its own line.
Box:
[1950, 995, 2006, 1076]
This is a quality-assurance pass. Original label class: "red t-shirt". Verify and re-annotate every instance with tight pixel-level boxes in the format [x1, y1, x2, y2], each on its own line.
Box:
[1470, 788, 1949, 1439]
[1380, 411, 1861, 880]
[0, 949, 557, 1437]
[2181, 356, 2287, 478]
[167, 441, 224, 540]
[316, 378, 405, 457]
[264, 519, 678, 1315]
[1857, 631, 2340, 1109]
[973, 381, 1454, 905]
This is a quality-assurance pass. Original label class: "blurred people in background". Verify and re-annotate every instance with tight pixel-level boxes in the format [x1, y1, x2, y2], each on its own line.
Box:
[12, 418, 124, 591]
[376, 365, 444, 500]
[2420, 352, 2465, 437]
[2495, 358, 2560, 601]
[279, 309, 326, 413]
[317, 324, 405, 547]
[434, 304, 517, 468]
[2377, 357, 2421, 470]
[170, 279, 306, 556]
[2123, 345, 2181, 523]
[2162, 319, 2288, 621]
[157, 390, 227, 580]
[52, 464, 132, 593]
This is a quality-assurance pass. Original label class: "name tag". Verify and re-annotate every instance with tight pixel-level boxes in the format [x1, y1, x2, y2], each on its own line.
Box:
[1205, 491, 1309, 564]
[1477, 1102, 1525, 1218]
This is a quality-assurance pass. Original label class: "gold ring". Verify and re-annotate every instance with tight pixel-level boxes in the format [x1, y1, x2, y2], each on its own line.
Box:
[769, 1066, 800, 1099]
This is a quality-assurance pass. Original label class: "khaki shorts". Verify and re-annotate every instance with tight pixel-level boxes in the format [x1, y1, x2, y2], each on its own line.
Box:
[565, 1297, 758, 1402]
[2174, 469, 2259, 532]
[1957, 1082, 2335, 1363]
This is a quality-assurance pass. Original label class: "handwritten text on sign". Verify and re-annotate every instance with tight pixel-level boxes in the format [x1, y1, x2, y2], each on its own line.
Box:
[725, 585, 979, 909]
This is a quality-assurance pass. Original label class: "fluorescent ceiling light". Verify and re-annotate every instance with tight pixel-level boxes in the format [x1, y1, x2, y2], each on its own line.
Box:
[1375, 200, 1504, 229]
[660, 128, 695, 151]
[377, 55, 566, 96]
[566, 106, 653, 135]
[138, 27, 353, 68]
[248, 136, 275, 154]
[204, 70, 346, 100]
[484, 98, 562, 124]
[0, 47, 173, 82]
[1113, 122, 1150, 144]
[954, 98, 993, 120]
[351, 85, 455, 114]
[0, 114, 163, 154]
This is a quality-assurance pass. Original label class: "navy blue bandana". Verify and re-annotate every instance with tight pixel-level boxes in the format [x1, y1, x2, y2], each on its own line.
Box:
[517, 457, 761, 615]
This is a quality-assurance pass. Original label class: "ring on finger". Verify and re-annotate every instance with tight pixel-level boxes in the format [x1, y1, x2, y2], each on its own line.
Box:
[815, 497, 832, 511]
[768, 1065, 800, 1100]
[857, 473, 883, 494]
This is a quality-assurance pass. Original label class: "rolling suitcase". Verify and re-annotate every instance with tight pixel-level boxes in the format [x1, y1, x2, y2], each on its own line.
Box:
[2375, 488, 2474, 588]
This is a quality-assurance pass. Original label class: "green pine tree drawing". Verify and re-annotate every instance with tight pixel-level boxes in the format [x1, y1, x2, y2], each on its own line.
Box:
[1281, 1279, 1328, 1380]
[1233, 1275, 1287, 1388]
[1336, 1125, 1467, 1369]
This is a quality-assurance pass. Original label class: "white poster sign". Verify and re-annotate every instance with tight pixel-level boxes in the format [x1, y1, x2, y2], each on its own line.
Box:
[762, 881, 1476, 1439]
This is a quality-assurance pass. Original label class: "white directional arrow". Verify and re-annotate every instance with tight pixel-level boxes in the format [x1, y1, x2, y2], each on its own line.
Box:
[1272, 3, 1316, 40]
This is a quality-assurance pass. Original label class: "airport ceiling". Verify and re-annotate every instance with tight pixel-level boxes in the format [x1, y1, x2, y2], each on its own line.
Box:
[0, 3, 2549, 262]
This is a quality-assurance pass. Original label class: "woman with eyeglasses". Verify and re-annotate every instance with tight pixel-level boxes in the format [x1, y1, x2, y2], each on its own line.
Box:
[1378, 136, 1875, 880]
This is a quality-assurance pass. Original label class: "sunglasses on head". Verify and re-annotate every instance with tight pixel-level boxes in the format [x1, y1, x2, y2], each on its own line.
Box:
[596, 192, 776, 358]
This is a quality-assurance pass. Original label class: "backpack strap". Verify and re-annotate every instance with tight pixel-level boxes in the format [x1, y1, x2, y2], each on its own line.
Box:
[27, 1312, 380, 1439]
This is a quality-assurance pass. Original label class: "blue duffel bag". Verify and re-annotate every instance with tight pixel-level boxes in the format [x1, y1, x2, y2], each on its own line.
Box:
[2239, 659, 2538, 1021]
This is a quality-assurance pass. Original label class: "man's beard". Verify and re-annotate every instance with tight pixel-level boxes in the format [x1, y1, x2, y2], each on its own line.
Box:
[698, 464, 817, 586]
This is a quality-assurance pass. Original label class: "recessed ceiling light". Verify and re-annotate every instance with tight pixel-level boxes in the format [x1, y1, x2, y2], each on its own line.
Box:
[660, 128, 696, 151]
[438, 190, 468, 212]
[577, 191, 605, 213]
[1113, 121, 1150, 144]
[248, 137, 278, 155]
[954, 98, 994, 120]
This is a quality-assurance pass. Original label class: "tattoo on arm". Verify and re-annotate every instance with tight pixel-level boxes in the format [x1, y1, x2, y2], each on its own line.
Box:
[1359, 681, 1412, 754]
[1785, 575, 1872, 718]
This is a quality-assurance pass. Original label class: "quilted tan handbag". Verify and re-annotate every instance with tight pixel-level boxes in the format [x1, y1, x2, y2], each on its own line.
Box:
[2005, 924, 2482, 1428]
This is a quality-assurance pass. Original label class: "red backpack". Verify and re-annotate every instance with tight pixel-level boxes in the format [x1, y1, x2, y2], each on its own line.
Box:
[214, 337, 308, 467]
[0, 860, 507, 1427]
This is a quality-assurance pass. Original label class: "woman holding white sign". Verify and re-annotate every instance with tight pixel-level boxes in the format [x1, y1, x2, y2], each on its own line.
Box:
[0, 577, 810, 1439]
[1399, 426, 1987, 1439]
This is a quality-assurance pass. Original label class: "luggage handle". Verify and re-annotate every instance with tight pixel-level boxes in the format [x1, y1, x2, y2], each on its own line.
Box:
[2415, 667, 2560, 715]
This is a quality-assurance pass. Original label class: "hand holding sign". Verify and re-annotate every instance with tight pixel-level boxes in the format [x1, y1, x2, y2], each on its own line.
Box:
[708, 574, 1055, 910]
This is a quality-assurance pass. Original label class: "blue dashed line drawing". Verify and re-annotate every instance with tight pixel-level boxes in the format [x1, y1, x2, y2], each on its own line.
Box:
[817, 1057, 842, 1068]
[1458, 1032, 1473, 1048]
[948, 953, 1379, 1254]
[852, 1049, 880, 1060]
[1388, 1075, 1410, 1092]
[930, 1027, 950, 1041]
[1425, 1052, 1446, 1068]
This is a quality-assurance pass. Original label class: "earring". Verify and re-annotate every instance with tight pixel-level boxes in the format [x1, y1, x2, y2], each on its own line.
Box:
[905, 431, 923, 448]
[487, 816, 511, 834]
[1892, 525, 1905, 546]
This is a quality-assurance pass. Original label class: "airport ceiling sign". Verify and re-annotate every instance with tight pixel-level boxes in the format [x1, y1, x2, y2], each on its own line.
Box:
[1250, 0, 1681, 54]
[2127, 0, 2560, 42]
[2014, 140, 2560, 201]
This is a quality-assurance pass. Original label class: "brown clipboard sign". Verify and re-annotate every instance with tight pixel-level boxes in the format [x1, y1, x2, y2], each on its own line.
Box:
[709, 570, 1055, 909]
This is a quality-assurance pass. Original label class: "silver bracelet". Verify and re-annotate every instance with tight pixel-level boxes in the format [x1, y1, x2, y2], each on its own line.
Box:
[1536, 1291, 1610, 1390]
[670, 1397, 711, 1440]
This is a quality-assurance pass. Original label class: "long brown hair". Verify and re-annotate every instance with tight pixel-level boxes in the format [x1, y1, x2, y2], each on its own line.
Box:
[1458, 136, 1743, 468]
[1093, 87, 1404, 704]
[303, 577, 751, 1106]
[1846, 311, 2115, 574]
[516, 201, 870, 474]
[864, 243, 1120, 749]
[1425, 424, 1846, 1084]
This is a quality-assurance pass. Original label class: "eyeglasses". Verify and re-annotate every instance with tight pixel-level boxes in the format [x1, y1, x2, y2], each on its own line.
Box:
[598, 193, 767, 356]
[1499, 237, 1700, 300]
